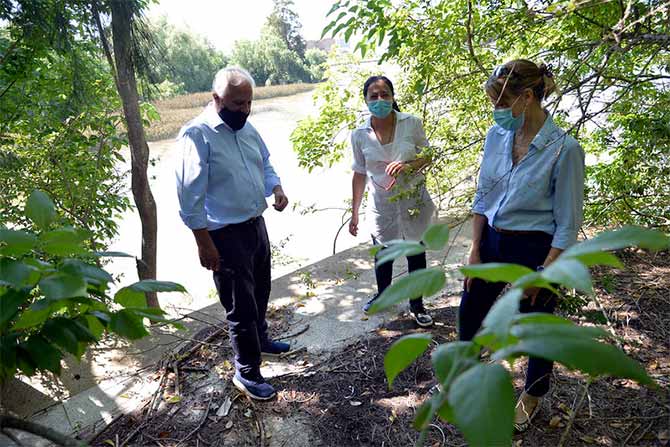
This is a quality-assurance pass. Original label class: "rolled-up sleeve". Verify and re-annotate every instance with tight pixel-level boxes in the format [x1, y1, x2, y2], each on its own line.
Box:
[551, 140, 585, 249]
[176, 130, 209, 229]
[258, 135, 281, 197]
[351, 132, 366, 174]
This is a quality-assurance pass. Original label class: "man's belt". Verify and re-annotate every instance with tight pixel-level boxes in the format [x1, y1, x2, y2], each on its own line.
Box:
[493, 226, 549, 237]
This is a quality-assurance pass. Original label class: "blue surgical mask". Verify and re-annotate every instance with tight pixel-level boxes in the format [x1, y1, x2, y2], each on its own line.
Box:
[367, 99, 393, 118]
[493, 107, 525, 130]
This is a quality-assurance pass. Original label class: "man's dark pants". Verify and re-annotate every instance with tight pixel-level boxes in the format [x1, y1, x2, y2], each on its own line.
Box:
[210, 216, 271, 376]
[458, 225, 557, 397]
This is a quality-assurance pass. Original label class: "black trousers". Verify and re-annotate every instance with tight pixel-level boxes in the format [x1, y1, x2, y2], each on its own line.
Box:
[210, 216, 271, 376]
[458, 225, 557, 397]
[373, 236, 426, 310]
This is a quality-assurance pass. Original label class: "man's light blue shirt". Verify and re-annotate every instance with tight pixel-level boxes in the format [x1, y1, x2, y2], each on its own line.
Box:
[176, 104, 281, 230]
[473, 113, 585, 249]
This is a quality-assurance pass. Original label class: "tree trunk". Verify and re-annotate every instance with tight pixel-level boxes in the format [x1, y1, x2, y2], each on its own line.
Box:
[109, 0, 159, 308]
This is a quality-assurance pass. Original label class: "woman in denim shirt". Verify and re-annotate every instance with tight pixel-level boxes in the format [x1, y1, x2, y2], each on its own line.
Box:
[460, 59, 585, 431]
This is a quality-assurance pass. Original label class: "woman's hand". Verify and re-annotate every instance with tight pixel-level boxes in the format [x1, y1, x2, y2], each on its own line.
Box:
[464, 247, 482, 292]
[349, 213, 359, 236]
[385, 161, 406, 177]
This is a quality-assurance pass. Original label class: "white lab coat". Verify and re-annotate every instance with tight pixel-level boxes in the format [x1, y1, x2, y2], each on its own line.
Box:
[351, 111, 436, 244]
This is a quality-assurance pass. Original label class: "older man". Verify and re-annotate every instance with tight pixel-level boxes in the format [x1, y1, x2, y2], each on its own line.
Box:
[176, 67, 289, 400]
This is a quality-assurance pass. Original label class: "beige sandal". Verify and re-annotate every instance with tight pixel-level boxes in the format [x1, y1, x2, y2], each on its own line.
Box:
[514, 391, 541, 432]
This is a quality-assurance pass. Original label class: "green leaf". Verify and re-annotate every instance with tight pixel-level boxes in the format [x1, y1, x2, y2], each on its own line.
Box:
[368, 268, 445, 314]
[0, 289, 29, 329]
[83, 315, 106, 340]
[513, 313, 572, 325]
[384, 333, 432, 387]
[114, 287, 147, 308]
[331, 22, 349, 38]
[460, 263, 534, 284]
[94, 251, 134, 258]
[42, 317, 96, 356]
[109, 310, 149, 340]
[475, 289, 523, 350]
[431, 341, 479, 383]
[22, 334, 62, 374]
[124, 308, 185, 330]
[25, 190, 56, 230]
[12, 304, 52, 330]
[124, 280, 186, 293]
[413, 396, 436, 430]
[39, 274, 87, 300]
[0, 258, 39, 288]
[61, 260, 113, 285]
[569, 251, 623, 268]
[510, 322, 609, 340]
[344, 26, 354, 42]
[39, 228, 86, 256]
[482, 288, 523, 334]
[541, 258, 593, 293]
[564, 226, 670, 257]
[494, 337, 653, 386]
[422, 223, 450, 250]
[376, 241, 425, 266]
[0, 229, 37, 256]
[448, 363, 515, 447]
[1, 335, 18, 379]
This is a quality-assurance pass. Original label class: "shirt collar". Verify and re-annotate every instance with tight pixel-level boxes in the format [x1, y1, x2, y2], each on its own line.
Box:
[529, 111, 559, 151]
[362, 110, 412, 130]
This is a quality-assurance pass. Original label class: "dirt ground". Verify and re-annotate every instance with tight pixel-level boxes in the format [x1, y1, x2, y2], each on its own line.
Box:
[90, 249, 670, 447]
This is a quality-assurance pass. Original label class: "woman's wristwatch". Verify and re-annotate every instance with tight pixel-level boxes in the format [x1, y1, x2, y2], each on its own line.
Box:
[536, 265, 545, 272]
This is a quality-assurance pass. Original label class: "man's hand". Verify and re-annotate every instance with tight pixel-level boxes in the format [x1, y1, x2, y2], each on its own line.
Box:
[272, 185, 288, 212]
[192, 229, 220, 271]
[385, 161, 406, 177]
[349, 212, 359, 236]
[464, 247, 482, 292]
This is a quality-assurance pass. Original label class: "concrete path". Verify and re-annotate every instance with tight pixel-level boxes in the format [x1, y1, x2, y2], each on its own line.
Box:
[3, 217, 472, 446]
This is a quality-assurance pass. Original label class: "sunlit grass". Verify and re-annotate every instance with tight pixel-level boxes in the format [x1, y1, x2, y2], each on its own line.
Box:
[146, 83, 318, 141]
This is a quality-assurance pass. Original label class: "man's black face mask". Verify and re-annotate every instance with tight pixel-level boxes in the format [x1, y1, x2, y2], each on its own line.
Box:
[218, 106, 248, 131]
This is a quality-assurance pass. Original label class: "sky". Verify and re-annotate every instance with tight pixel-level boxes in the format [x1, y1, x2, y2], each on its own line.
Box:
[147, 0, 334, 53]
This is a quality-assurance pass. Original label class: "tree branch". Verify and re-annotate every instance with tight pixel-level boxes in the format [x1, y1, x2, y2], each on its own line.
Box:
[466, 0, 487, 76]
[0, 415, 86, 447]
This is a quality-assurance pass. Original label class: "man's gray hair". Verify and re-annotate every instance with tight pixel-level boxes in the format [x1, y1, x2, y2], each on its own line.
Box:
[212, 67, 256, 97]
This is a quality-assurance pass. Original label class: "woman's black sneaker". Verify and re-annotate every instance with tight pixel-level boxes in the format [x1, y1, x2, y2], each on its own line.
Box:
[410, 305, 434, 327]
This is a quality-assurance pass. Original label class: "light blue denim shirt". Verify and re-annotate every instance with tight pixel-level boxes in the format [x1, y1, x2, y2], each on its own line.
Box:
[176, 104, 281, 230]
[472, 113, 585, 249]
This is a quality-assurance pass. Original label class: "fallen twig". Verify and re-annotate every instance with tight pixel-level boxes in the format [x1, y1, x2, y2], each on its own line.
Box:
[247, 399, 266, 447]
[559, 379, 591, 447]
[277, 324, 310, 340]
[633, 420, 656, 444]
[279, 346, 307, 358]
[175, 396, 213, 447]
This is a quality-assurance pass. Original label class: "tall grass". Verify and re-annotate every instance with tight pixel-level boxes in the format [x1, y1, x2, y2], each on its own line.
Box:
[146, 83, 317, 141]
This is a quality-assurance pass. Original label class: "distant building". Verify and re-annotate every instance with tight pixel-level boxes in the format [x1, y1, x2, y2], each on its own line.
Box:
[306, 38, 349, 51]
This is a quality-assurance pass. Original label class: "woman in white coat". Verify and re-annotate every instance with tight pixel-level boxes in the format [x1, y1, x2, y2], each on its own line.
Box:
[349, 75, 435, 327]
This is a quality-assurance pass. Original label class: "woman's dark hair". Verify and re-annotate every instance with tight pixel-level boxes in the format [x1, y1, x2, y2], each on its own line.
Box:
[363, 75, 400, 111]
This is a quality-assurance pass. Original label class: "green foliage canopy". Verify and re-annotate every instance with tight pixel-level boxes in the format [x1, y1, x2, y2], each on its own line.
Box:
[296, 0, 670, 228]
